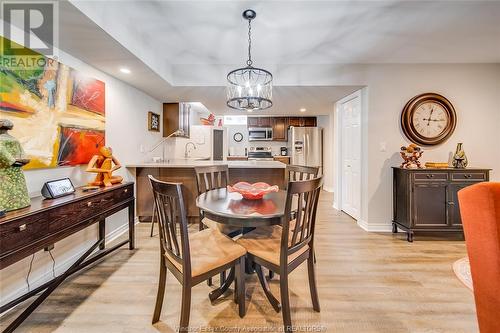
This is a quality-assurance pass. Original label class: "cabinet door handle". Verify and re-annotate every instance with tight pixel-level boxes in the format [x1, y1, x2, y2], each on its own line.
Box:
[426, 174, 434, 178]
[124, 189, 128, 193]
[87, 201, 92, 207]
[465, 174, 472, 179]
[18, 224, 27, 231]
[447, 201, 455, 205]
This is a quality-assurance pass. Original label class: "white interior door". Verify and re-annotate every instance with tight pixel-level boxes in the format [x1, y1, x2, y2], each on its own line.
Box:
[340, 94, 361, 220]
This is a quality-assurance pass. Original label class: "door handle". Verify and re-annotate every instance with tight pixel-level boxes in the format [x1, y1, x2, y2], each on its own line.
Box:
[447, 201, 455, 205]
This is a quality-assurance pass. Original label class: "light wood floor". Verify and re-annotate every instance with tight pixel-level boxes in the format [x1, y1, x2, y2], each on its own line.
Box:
[1, 192, 477, 333]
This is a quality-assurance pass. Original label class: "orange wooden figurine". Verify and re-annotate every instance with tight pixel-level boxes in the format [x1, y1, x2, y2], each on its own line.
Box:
[86, 146, 123, 187]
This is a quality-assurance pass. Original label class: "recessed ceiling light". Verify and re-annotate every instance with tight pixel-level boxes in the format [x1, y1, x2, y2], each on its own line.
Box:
[120, 68, 131, 74]
[300, 108, 307, 112]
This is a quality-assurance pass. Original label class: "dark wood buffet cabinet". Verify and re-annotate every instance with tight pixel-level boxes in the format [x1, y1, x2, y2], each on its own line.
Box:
[392, 167, 490, 242]
[0, 182, 135, 333]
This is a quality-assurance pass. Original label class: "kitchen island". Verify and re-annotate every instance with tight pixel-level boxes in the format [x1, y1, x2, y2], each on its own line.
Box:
[127, 160, 286, 222]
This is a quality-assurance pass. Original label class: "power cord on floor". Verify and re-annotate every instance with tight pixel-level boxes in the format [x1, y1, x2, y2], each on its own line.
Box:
[26, 254, 35, 291]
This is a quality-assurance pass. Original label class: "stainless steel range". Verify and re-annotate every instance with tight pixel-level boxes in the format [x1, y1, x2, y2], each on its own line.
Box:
[248, 147, 273, 161]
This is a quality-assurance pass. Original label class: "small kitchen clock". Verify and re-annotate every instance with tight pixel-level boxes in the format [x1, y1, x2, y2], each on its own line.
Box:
[41, 178, 75, 199]
[233, 132, 244, 142]
[401, 93, 457, 146]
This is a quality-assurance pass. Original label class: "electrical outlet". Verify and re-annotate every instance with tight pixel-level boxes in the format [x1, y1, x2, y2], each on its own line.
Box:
[380, 142, 387, 152]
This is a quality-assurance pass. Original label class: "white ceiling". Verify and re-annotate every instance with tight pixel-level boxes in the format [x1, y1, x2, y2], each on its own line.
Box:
[71, 0, 500, 82]
[168, 85, 363, 115]
[49, 1, 500, 114]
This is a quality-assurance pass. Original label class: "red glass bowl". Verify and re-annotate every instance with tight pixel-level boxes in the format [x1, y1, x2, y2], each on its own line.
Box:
[227, 182, 279, 200]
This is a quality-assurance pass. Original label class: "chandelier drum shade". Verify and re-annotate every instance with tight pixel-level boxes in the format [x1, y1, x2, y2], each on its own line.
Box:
[226, 9, 273, 111]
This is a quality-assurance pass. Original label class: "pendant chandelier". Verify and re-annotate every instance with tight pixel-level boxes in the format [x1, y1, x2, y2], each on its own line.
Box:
[226, 9, 273, 111]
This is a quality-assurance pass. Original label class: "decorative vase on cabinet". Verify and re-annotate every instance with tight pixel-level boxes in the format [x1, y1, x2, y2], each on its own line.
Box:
[452, 143, 468, 168]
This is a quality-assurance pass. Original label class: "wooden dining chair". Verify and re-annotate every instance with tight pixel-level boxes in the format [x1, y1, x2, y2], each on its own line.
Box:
[194, 165, 243, 286]
[237, 176, 323, 333]
[149, 176, 247, 331]
[262, 164, 319, 279]
[194, 165, 241, 236]
[285, 165, 320, 189]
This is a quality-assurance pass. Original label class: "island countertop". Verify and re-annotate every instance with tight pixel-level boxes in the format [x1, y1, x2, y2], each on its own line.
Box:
[126, 160, 286, 169]
[130, 159, 286, 221]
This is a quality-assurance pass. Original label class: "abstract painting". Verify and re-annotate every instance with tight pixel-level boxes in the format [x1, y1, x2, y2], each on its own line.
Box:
[0, 36, 105, 169]
[70, 70, 106, 115]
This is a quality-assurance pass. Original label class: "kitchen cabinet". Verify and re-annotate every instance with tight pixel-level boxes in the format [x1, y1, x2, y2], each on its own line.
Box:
[227, 156, 248, 161]
[247, 117, 260, 127]
[272, 117, 288, 141]
[288, 117, 317, 127]
[304, 117, 317, 127]
[273, 156, 290, 164]
[288, 117, 302, 127]
[163, 103, 190, 138]
[247, 117, 271, 128]
[392, 167, 490, 242]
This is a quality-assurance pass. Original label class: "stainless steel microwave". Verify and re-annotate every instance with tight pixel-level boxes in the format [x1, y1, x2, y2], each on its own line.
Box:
[248, 127, 273, 141]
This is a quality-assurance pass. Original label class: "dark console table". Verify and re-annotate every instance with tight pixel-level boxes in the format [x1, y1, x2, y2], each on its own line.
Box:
[392, 167, 490, 242]
[0, 182, 135, 333]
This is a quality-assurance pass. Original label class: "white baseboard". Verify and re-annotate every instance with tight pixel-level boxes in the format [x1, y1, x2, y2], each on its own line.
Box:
[0, 219, 139, 311]
[356, 218, 392, 232]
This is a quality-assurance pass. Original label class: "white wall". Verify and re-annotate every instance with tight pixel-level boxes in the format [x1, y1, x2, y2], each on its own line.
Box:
[363, 64, 500, 231]
[324, 64, 500, 231]
[316, 115, 333, 191]
[0, 26, 163, 306]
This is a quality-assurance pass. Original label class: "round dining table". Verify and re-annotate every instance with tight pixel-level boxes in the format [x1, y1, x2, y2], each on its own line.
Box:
[196, 188, 287, 228]
[195, 188, 286, 310]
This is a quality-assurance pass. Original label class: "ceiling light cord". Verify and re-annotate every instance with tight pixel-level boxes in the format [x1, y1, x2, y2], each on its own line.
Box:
[247, 19, 252, 67]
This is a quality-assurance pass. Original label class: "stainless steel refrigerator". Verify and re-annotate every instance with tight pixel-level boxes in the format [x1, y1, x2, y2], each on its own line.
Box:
[288, 127, 323, 169]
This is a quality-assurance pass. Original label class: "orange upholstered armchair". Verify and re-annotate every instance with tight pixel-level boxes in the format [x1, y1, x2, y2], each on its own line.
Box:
[458, 182, 500, 333]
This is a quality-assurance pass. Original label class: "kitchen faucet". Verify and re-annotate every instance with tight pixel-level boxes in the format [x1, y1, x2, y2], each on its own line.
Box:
[184, 142, 196, 158]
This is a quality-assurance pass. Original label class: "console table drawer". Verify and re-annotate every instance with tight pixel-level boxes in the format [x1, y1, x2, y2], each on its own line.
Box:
[83, 187, 128, 212]
[451, 172, 486, 182]
[414, 173, 448, 181]
[79, 185, 133, 216]
[48, 185, 133, 232]
[0, 214, 49, 253]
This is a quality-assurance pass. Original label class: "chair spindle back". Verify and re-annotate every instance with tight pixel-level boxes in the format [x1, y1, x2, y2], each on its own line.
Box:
[282, 177, 323, 264]
[194, 165, 230, 194]
[149, 175, 191, 276]
[285, 165, 320, 189]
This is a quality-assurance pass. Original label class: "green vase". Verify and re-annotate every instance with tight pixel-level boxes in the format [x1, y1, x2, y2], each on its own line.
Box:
[0, 119, 31, 212]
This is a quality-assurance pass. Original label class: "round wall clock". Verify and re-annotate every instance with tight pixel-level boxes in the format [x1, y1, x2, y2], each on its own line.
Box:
[233, 132, 243, 142]
[401, 93, 457, 146]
